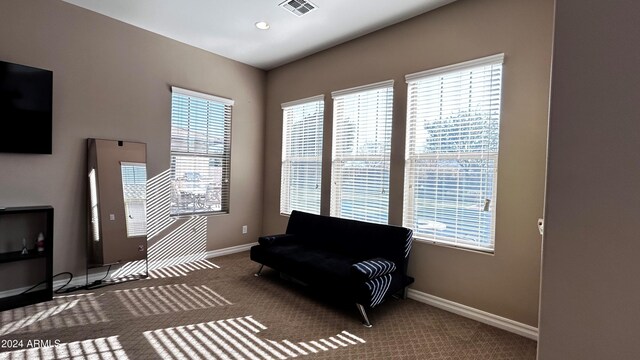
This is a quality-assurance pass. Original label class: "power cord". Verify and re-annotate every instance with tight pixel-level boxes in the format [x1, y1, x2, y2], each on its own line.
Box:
[98, 264, 112, 282]
[18, 264, 139, 295]
[19, 272, 74, 295]
[58, 264, 115, 293]
[84, 264, 114, 290]
[54, 272, 74, 293]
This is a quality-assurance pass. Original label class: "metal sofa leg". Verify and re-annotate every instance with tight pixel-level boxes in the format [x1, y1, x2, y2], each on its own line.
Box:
[356, 303, 373, 328]
[254, 264, 264, 277]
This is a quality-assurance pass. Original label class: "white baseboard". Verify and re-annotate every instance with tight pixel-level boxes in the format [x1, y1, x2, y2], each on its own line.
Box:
[407, 288, 538, 340]
[206, 242, 256, 258]
[0, 242, 257, 299]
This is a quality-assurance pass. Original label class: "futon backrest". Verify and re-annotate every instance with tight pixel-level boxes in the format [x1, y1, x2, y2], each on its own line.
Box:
[285, 210, 413, 275]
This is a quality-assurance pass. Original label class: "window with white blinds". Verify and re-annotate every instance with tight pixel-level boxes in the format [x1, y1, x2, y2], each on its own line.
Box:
[121, 162, 147, 237]
[170, 86, 234, 216]
[280, 95, 324, 215]
[331, 80, 394, 224]
[403, 54, 503, 252]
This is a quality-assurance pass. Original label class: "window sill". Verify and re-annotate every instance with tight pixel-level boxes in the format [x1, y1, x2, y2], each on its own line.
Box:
[412, 237, 495, 256]
[170, 211, 229, 219]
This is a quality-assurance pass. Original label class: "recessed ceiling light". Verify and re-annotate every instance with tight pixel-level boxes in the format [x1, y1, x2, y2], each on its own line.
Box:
[255, 21, 270, 30]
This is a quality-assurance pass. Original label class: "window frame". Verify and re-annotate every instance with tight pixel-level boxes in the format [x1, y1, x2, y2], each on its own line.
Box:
[169, 86, 234, 217]
[330, 80, 394, 225]
[280, 95, 325, 216]
[403, 54, 504, 252]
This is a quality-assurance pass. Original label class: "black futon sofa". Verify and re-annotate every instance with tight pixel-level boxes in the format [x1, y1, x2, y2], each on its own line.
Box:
[250, 210, 414, 326]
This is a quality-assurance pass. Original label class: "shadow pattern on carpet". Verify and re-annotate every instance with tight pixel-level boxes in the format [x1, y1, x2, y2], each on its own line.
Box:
[0, 252, 536, 359]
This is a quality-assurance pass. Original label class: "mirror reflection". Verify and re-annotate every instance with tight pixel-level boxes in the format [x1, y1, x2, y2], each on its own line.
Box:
[86, 138, 147, 268]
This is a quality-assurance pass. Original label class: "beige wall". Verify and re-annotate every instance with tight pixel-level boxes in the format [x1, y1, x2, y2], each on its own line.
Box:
[0, 0, 265, 279]
[538, 0, 640, 358]
[263, 0, 554, 326]
[0, 0, 557, 330]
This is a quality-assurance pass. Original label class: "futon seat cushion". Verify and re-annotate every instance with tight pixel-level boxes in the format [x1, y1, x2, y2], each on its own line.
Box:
[251, 244, 357, 286]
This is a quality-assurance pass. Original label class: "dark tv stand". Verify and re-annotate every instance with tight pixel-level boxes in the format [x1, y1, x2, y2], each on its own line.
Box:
[0, 206, 53, 311]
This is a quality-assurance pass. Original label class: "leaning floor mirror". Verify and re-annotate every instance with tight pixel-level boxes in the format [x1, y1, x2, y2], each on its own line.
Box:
[86, 138, 148, 281]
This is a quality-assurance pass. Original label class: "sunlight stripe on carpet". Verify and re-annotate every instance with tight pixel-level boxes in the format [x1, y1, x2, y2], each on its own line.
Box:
[143, 316, 366, 359]
[113, 284, 232, 317]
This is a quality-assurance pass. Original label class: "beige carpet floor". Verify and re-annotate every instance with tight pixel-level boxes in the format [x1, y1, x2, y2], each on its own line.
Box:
[0, 251, 536, 359]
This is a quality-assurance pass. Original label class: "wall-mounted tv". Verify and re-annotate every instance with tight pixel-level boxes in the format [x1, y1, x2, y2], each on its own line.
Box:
[0, 60, 52, 154]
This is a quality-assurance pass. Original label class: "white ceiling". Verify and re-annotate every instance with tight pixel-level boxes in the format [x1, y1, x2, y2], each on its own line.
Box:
[62, 0, 456, 70]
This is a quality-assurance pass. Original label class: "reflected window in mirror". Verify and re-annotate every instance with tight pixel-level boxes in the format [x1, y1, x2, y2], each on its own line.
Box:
[121, 162, 147, 237]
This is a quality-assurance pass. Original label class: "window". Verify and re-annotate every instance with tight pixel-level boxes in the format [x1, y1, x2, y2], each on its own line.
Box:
[170, 87, 233, 216]
[331, 80, 394, 224]
[403, 54, 504, 252]
[121, 162, 147, 237]
[280, 95, 324, 215]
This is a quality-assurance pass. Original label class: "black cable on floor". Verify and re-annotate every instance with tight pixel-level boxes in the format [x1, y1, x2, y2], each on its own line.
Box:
[19, 272, 74, 295]
[53, 272, 74, 293]
[84, 264, 115, 290]
[98, 264, 112, 282]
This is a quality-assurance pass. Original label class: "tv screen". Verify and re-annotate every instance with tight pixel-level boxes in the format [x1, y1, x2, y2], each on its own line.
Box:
[0, 60, 52, 154]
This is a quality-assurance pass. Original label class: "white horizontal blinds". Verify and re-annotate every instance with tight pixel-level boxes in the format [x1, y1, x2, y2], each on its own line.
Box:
[121, 162, 147, 237]
[170, 87, 233, 216]
[403, 54, 503, 252]
[280, 96, 324, 215]
[331, 81, 394, 224]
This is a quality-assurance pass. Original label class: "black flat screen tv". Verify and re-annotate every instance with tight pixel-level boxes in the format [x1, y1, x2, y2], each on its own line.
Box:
[0, 60, 53, 154]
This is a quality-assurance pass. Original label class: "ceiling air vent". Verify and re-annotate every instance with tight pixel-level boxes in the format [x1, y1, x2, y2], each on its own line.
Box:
[279, 0, 317, 17]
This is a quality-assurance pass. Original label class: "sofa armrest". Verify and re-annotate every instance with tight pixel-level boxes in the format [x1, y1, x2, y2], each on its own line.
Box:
[351, 258, 397, 281]
[258, 233, 297, 246]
